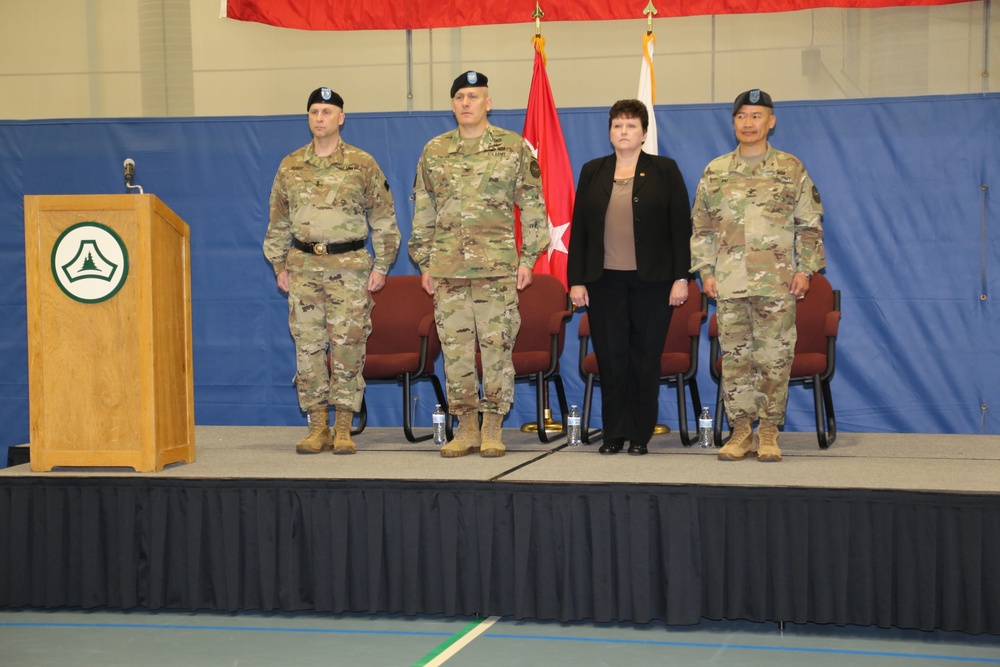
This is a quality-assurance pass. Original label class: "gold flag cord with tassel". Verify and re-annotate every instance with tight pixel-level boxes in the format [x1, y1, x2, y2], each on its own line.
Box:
[642, 32, 656, 106]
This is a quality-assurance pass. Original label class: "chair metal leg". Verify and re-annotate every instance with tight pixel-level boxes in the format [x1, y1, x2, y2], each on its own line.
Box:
[401, 374, 432, 443]
[581, 373, 602, 444]
[550, 374, 569, 441]
[676, 375, 700, 447]
[351, 394, 367, 436]
[689, 377, 702, 426]
[534, 374, 568, 444]
[520, 382, 564, 434]
[713, 381, 727, 447]
[400, 373, 453, 443]
[814, 376, 837, 449]
[354, 375, 453, 443]
[822, 379, 836, 447]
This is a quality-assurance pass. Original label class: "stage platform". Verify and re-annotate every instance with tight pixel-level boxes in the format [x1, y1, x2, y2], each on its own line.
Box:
[4, 426, 1000, 491]
[2, 426, 999, 635]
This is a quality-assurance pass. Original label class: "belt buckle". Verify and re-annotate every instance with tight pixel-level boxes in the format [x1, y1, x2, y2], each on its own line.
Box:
[313, 242, 327, 255]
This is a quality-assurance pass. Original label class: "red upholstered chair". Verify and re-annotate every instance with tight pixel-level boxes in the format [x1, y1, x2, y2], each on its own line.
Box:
[475, 274, 573, 443]
[350, 274, 450, 442]
[708, 273, 841, 448]
[577, 282, 708, 446]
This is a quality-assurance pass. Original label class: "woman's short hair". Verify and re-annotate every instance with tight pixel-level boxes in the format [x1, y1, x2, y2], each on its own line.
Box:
[608, 99, 649, 132]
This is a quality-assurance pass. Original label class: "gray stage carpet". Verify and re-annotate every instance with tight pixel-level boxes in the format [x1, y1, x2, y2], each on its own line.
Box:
[4, 426, 999, 494]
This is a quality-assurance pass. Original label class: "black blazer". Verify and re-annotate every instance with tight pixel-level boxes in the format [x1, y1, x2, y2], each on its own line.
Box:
[566, 151, 691, 286]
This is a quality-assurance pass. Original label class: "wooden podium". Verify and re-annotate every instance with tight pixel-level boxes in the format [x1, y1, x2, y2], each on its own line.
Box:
[24, 194, 195, 472]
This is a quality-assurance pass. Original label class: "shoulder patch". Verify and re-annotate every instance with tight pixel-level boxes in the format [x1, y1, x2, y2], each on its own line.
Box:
[529, 158, 541, 179]
[812, 185, 821, 204]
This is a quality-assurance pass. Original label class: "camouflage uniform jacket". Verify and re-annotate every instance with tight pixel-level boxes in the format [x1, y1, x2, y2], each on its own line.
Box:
[264, 140, 400, 275]
[409, 123, 548, 278]
[690, 144, 824, 299]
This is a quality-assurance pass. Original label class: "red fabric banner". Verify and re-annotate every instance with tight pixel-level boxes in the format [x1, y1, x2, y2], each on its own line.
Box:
[224, 0, 972, 31]
[515, 39, 575, 290]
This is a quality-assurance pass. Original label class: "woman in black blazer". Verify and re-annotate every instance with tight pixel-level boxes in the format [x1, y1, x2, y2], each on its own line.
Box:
[566, 99, 692, 455]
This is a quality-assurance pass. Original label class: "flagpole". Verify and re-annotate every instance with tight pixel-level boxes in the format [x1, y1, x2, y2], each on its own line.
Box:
[640, 1, 670, 435]
[520, 2, 564, 436]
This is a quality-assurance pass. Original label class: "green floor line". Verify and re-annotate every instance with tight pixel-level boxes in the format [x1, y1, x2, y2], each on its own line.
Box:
[411, 616, 491, 667]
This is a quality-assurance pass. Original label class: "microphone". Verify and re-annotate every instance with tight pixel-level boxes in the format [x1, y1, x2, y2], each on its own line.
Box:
[124, 158, 135, 186]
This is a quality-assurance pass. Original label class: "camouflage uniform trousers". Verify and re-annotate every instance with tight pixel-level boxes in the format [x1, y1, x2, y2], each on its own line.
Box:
[288, 268, 372, 413]
[433, 276, 521, 415]
[717, 294, 797, 425]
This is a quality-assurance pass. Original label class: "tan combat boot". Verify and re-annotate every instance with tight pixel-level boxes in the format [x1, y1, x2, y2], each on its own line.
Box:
[296, 405, 333, 454]
[717, 416, 755, 461]
[332, 408, 356, 455]
[756, 419, 782, 462]
[480, 412, 505, 458]
[440, 413, 481, 458]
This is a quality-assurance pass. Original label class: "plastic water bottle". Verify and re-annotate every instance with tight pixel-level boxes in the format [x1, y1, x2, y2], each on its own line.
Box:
[698, 407, 713, 449]
[432, 404, 447, 445]
[567, 405, 582, 446]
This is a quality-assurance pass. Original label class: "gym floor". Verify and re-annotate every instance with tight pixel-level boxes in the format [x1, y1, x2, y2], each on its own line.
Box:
[1, 609, 998, 666]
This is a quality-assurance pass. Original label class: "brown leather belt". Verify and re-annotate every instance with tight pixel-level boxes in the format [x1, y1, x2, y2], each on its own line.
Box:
[292, 238, 365, 255]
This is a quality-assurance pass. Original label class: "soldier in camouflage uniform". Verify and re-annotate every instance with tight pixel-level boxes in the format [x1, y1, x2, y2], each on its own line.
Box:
[409, 71, 548, 458]
[264, 87, 400, 455]
[691, 89, 824, 462]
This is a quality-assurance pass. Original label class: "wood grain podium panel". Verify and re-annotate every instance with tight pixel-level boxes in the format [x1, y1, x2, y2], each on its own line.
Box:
[24, 194, 194, 472]
[147, 197, 195, 471]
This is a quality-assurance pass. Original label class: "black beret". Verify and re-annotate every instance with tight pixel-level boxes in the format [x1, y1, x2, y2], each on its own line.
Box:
[450, 71, 489, 98]
[732, 89, 773, 115]
[307, 87, 344, 110]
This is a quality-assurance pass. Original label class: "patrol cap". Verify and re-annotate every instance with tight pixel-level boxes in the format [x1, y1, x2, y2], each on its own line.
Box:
[307, 87, 345, 110]
[732, 89, 773, 115]
[450, 71, 489, 98]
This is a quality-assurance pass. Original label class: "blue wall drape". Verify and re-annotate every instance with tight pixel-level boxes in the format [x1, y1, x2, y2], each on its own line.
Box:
[2, 94, 997, 464]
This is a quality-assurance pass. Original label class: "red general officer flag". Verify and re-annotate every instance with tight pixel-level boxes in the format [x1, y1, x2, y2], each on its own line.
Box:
[516, 36, 575, 290]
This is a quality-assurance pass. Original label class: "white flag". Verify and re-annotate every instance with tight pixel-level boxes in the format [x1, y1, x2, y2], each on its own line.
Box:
[637, 32, 658, 155]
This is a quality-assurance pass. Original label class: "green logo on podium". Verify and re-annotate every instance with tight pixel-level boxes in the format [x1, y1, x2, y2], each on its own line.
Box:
[51, 222, 130, 303]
